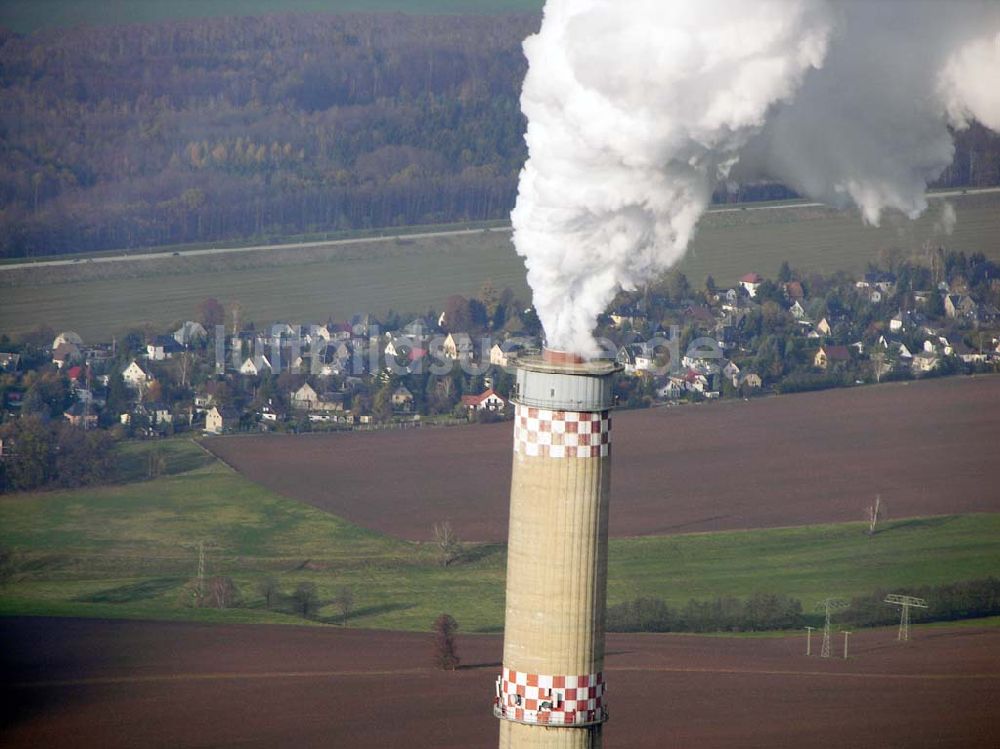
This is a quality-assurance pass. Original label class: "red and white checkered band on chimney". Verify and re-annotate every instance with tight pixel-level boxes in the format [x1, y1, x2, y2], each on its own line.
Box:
[513, 404, 611, 459]
[494, 667, 606, 726]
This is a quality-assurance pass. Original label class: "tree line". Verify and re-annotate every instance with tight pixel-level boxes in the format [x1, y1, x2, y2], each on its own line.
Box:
[607, 577, 1000, 633]
[2, 13, 1000, 258]
[0, 415, 115, 492]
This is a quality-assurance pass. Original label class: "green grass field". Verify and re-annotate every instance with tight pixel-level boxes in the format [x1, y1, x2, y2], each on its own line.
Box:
[3, 194, 999, 342]
[0, 1, 545, 34]
[2, 440, 998, 632]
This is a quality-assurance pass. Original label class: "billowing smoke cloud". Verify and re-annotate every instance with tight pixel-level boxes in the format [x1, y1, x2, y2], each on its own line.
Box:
[511, 0, 1000, 356]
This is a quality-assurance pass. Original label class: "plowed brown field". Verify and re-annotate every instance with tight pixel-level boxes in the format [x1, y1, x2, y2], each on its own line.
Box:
[206, 375, 1000, 541]
[3, 617, 997, 748]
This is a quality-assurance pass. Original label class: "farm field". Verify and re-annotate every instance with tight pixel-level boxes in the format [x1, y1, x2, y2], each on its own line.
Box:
[3, 616, 998, 748]
[2, 431, 999, 632]
[206, 374, 1000, 544]
[0, 0, 545, 33]
[2, 193, 998, 341]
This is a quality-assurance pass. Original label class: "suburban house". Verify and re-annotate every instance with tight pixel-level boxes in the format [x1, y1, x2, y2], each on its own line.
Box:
[391, 386, 414, 411]
[205, 406, 240, 434]
[954, 341, 988, 364]
[63, 402, 98, 429]
[856, 271, 897, 293]
[789, 301, 806, 319]
[122, 360, 151, 390]
[739, 272, 762, 298]
[489, 343, 509, 367]
[815, 317, 833, 337]
[723, 360, 741, 386]
[52, 342, 81, 369]
[240, 355, 272, 376]
[682, 370, 716, 395]
[608, 305, 647, 329]
[944, 294, 978, 320]
[291, 382, 320, 410]
[814, 345, 851, 369]
[52, 331, 83, 350]
[657, 378, 684, 400]
[739, 373, 763, 389]
[442, 332, 474, 361]
[173, 321, 208, 346]
[147, 335, 183, 361]
[489, 339, 532, 367]
[783, 280, 805, 302]
[617, 343, 656, 375]
[911, 351, 940, 373]
[291, 382, 344, 414]
[384, 335, 426, 364]
[460, 388, 507, 412]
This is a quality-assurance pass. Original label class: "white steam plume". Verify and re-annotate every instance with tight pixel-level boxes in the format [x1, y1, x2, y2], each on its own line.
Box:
[511, 0, 1000, 356]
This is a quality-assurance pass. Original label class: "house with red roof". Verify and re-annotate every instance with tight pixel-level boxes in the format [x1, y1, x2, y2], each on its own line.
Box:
[814, 345, 851, 369]
[739, 272, 763, 298]
[460, 388, 507, 412]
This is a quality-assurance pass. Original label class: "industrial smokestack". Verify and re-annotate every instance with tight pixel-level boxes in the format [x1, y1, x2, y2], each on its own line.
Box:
[495, 349, 622, 748]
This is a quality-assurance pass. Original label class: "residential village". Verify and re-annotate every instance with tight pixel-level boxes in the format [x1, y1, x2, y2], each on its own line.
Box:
[1, 249, 999, 481]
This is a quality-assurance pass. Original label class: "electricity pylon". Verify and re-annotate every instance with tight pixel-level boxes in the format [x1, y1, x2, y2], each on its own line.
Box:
[817, 598, 849, 658]
[884, 594, 928, 641]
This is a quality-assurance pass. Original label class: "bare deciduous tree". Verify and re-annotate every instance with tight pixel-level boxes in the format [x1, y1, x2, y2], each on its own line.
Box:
[147, 447, 167, 479]
[866, 495, 886, 536]
[337, 585, 354, 626]
[292, 582, 320, 618]
[433, 521, 463, 567]
[257, 577, 280, 609]
[210, 576, 239, 609]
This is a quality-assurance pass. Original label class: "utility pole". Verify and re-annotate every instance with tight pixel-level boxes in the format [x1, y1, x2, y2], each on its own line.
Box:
[805, 626, 815, 656]
[841, 631, 852, 659]
[884, 594, 928, 641]
[196, 540, 205, 601]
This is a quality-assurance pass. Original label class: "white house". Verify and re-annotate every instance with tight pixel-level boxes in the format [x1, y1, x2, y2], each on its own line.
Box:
[789, 300, 806, 319]
[911, 351, 940, 374]
[460, 388, 507, 412]
[656, 379, 684, 400]
[173, 321, 208, 346]
[122, 360, 150, 390]
[739, 273, 762, 298]
[291, 383, 319, 410]
[442, 332, 474, 361]
[205, 406, 239, 434]
[147, 335, 182, 361]
[240, 355, 272, 376]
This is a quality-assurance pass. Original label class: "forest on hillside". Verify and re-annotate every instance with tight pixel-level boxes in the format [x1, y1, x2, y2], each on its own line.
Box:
[1, 12, 1000, 259]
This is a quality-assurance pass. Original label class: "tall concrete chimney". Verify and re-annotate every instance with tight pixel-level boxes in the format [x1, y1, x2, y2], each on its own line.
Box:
[495, 349, 621, 749]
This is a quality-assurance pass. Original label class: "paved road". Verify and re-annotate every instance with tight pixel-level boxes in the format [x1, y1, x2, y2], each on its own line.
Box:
[2, 187, 998, 272]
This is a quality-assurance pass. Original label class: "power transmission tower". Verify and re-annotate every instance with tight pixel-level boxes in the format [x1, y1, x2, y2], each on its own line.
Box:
[884, 594, 928, 641]
[841, 630, 852, 659]
[817, 598, 849, 658]
[805, 626, 815, 656]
